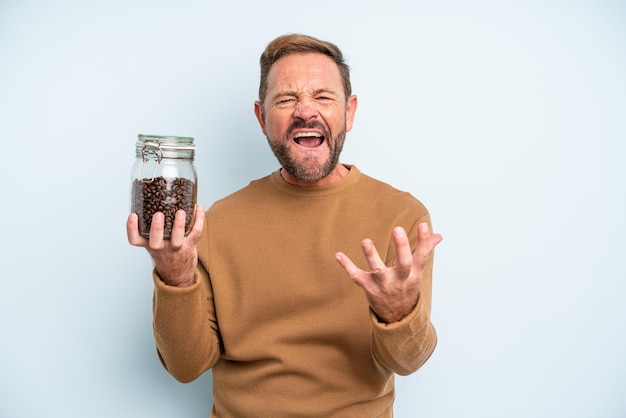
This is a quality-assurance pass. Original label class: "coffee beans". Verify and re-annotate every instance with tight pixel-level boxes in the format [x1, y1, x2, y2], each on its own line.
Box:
[131, 176, 196, 239]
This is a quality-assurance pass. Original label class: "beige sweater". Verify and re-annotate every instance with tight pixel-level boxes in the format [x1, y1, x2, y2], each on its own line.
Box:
[152, 165, 437, 417]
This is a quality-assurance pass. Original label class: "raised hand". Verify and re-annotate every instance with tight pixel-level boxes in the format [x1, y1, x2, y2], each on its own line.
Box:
[335, 223, 442, 323]
[127, 204, 205, 287]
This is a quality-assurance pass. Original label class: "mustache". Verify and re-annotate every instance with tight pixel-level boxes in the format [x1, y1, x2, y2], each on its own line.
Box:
[286, 120, 330, 138]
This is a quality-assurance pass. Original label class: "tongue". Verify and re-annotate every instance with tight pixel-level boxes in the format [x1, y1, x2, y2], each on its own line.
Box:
[297, 137, 323, 148]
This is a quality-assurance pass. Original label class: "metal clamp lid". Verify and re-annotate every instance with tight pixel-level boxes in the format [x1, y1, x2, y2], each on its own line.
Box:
[139, 141, 163, 181]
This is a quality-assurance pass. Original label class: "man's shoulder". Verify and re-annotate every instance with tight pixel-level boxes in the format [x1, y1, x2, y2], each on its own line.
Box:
[357, 171, 427, 210]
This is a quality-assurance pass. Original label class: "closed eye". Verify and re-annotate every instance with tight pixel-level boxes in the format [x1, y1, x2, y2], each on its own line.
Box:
[275, 97, 296, 108]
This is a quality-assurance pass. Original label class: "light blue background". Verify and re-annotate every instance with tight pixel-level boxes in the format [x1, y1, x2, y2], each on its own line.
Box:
[1, 0, 624, 417]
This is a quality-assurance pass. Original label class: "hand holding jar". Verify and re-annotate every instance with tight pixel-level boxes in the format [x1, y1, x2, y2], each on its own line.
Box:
[127, 134, 203, 287]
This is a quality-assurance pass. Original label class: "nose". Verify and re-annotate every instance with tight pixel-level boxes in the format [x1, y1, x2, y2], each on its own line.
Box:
[293, 97, 318, 120]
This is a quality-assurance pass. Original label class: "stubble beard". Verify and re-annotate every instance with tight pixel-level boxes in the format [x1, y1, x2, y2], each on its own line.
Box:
[267, 121, 347, 183]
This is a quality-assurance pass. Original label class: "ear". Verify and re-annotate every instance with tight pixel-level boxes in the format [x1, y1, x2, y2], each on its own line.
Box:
[345, 95, 358, 132]
[254, 101, 267, 135]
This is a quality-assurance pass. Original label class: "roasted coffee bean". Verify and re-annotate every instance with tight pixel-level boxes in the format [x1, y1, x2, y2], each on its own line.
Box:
[131, 176, 196, 239]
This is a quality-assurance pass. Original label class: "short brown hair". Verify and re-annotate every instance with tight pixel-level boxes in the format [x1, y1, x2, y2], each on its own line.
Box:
[258, 34, 352, 103]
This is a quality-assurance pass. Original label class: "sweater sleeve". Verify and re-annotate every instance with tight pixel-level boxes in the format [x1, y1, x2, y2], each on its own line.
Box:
[152, 227, 221, 383]
[370, 213, 438, 376]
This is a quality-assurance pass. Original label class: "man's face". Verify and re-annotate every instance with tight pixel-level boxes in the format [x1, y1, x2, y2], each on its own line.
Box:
[254, 52, 358, 186]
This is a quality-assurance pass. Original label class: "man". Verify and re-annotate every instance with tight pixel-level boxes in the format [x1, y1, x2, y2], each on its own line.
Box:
[127, 33, 442, 417]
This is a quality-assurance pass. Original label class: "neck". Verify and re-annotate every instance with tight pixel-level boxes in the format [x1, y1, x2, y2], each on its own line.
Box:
[280, 164, 349, 187]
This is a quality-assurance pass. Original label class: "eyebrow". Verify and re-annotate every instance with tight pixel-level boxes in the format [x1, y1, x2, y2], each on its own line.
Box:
[271, 88, 339, 101]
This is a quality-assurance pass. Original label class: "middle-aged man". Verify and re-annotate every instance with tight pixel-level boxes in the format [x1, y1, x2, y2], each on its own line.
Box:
[127, 33, 443, 417]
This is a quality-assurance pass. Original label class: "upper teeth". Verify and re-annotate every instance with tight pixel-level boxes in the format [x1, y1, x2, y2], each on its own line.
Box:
[295, 132, 322, 138]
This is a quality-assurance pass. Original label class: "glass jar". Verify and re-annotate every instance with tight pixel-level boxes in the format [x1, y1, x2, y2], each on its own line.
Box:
[130, 134, 197, 239]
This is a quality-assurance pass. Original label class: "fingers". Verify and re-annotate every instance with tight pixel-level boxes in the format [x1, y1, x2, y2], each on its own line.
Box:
[126, 213, 147, 246]
[188, 204, 205, 240]
[360, 238, 386, 274]
[335, 252, 365, 286]
[168, 210, 189, 248]
[127, 205, 206, 250]
[393, 227, 413, 278]
[338, 223, 443, 285]
[336, 238, 386, 290]
[148, 212, 166, 249]
[413, 222, 443, 268]
[168, 205, 205, 247]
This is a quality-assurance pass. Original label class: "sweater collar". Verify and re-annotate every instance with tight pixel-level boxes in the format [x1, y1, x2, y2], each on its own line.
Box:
[269, 164, 361, 198]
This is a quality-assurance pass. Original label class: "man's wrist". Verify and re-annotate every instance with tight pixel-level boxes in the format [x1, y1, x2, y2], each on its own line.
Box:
[155, 268, 196, 288]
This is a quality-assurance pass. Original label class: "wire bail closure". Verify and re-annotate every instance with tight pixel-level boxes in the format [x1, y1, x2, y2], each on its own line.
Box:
[140, 141, 163, 182]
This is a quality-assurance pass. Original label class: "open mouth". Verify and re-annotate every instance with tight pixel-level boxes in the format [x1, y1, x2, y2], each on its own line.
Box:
[293, 131, 325, 148]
